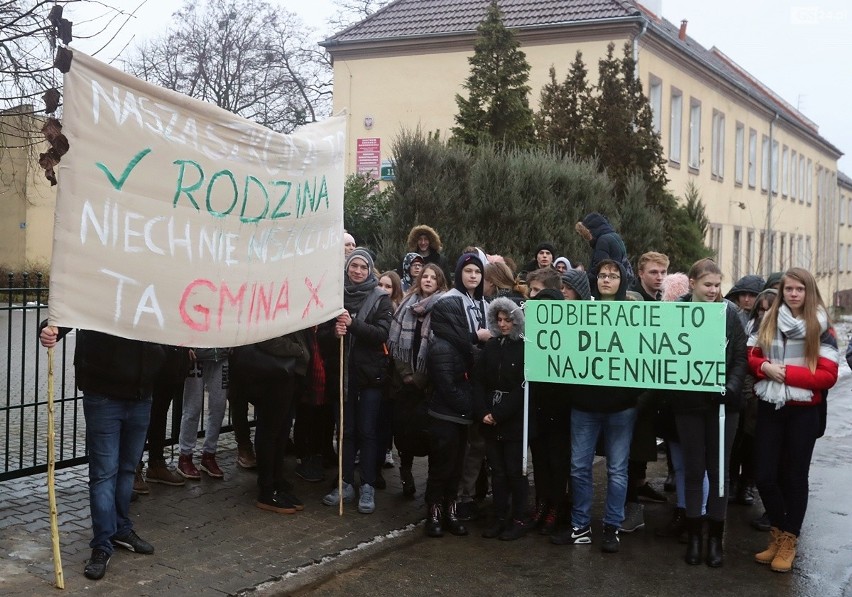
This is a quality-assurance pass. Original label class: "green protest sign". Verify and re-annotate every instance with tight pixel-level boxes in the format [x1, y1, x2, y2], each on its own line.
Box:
[524, 301, 727, 392]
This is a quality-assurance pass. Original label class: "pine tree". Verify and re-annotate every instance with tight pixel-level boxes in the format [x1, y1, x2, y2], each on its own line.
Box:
[535, 51, 590, 156]
[451, 1, 535, 147]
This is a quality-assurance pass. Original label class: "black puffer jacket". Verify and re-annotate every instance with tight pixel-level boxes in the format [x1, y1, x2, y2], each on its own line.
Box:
[666, 297, 748, 414]
[427, 297, 475, 425]
[472, 297, 526, 442]
[70, 327, 165, 401]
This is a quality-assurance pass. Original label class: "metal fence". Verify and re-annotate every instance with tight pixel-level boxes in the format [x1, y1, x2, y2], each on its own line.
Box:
[0, 272, 246, 482]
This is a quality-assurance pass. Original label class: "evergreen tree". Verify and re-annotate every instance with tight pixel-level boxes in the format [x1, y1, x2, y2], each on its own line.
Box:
[535, 51, 590, 156]
[343, 173, 393, 254]
[451, 1, 535, 147]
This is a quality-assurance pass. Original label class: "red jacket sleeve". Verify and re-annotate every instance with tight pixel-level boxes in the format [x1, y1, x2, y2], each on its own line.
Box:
[748, 346, 769, 379]
[784, 357, 839, 391]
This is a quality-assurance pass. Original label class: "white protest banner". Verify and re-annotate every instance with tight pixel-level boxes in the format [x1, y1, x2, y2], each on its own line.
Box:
[48, 50, 345, 347]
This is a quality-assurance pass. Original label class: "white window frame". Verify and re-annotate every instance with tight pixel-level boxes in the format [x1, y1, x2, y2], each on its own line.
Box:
[799, 155, 806, 203]
[734, 122, 744, 185]
[761, 135, 770, 191]
[670, 89, 683, 164]
[782, 145, 789, 197]
[791, 150, 797, 200]
[807, 159, 813, 205]
[649, 76, 662, 134]
[711, 110, 725, 179]
[748, 129, 757, 188]
[771, 140, 779, 195]
[688, 98, 701, 170]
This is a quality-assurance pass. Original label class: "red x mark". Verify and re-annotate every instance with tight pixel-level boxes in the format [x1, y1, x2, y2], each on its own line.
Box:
[302, 273, 325, 319]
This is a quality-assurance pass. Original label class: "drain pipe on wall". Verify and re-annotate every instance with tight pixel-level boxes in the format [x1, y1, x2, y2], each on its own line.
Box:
[633, 19, 649, 76]
[766, 112, 779, 274]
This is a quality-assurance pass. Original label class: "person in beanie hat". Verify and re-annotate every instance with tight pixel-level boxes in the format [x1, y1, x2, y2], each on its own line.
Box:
[763, 272, 783, 291]
[521, 242, 557, 279]
[321, 247, 393, 515]
[561, 269, 591, 301]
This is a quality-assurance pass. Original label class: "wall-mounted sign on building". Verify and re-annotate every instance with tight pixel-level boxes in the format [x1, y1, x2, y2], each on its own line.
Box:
[380, 159, 395, 181]
[356, 137, 381, 178]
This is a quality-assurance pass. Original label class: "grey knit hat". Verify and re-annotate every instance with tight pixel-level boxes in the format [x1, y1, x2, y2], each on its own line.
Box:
[346, 247, 374, 273]
[561, 268, 591, 301]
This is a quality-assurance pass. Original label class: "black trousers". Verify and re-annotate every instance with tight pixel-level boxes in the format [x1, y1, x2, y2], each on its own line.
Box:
[249, 376, 295, 496]
[529, 430, 571, 508]
[485, 437, 528, 521]
[425, 418, 468, 505]
[754, 400, 819, 536]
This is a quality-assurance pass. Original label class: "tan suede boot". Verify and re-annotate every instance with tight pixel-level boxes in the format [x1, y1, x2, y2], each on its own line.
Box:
[754, 526, 782, 564]
[770, 532, 798, 573]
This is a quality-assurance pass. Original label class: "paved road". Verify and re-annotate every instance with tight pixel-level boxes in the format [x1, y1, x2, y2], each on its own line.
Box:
[303, 370, 852, 597]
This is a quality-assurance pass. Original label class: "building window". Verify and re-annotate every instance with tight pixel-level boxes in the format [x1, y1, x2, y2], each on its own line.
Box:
[771, 140, 779, 195]
[732, 228, 741, 279]
[841, 193, 846, 225]
[841, 243, 846, 274]
[711, 110, 725, 179]
[848, 197, 852, 227]
[649, 76, 662, 134]
[734, 122, 744, 185]
[759, 230, 766, 272]
[805, 235, 813, 269]
[761, 135, 770, 191]
[778, 233, 786, 271]
[708, 224, 723, 262]
[791, 150, 797, 200]
[747, 229, 756, 272]
[688, 99, 701, 170]
[807, 159, 813, 205]
[789, 234, 795, 271]
[670, 89, 682, 164]
[781, 145, 789, 197]
[748, 129, 757, 188]
[799, 154, 806, 202]
[848, 244, 852, 273]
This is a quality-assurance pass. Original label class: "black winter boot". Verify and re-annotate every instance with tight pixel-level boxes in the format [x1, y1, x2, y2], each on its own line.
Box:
[706, 519, 725, 567]
[400, 466, 416, 498]
[685, 517, 703, 565]
[444, 500, 469, 536]
[481, 518, 506, 539]
[425, 503, 444, 538]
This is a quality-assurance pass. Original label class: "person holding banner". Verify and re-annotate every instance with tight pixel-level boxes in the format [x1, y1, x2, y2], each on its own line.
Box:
[321, 248, 393, 515]
[551, 259, 640, 553]
[39, 325, 163, 581]
[473, 297, 528, 540]
[670, 259, 747, 567]
[748, 268, 839, 573]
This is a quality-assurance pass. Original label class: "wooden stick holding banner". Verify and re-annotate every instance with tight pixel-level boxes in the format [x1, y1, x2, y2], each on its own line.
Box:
[47, 347, 65, 589]
[522, 380, 529, 475]
[338, 336, 344, 516]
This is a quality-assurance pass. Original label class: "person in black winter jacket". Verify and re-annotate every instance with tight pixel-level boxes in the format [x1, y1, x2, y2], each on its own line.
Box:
[424, 296, 478, 538]
[39, 325, 165, 580]
[668, 259, 748, 568]
[576, 212, 633, 286]
[473, 297, 528, 540]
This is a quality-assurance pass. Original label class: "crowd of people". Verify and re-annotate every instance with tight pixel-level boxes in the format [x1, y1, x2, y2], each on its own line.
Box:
[38, 214, 845, 581]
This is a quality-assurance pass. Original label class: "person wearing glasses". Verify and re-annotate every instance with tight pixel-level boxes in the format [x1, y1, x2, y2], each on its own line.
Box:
[551, 257, 641, 553]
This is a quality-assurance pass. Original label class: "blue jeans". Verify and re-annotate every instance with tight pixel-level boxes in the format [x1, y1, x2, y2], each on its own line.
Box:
[84, 393, 152, 554]
[570, 407, 637, 529]
[341, 381, 382, 486]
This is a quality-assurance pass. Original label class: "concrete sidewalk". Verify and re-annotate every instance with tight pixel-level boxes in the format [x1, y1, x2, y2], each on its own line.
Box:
[0, 434, 427, 596]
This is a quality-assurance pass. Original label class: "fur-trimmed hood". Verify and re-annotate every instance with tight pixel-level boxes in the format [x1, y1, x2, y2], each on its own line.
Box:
[486, 297, 525, 340]
[407, 225, 443, 252]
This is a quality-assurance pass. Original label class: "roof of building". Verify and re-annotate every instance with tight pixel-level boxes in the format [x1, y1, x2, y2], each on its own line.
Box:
[324, 0, 640, 42]
[839, 171, 852, 189]
[322, 0, 842, 158]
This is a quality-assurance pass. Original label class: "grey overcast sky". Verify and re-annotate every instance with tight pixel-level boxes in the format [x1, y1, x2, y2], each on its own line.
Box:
[68, 0, 852, 173]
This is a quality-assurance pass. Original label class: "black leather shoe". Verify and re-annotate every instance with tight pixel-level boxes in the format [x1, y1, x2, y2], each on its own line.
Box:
[663, 473, 676, 493]
[111, 530, 154, 554]
[444, 501, 469, 536]
[425, 503, 444, 537]
[84, 548, 111, 580]
[637, 483, 668, 503]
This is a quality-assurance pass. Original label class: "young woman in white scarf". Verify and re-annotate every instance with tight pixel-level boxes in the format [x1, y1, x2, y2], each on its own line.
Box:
[387, 263, 447, 497]
[747, 268, 839, 573]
